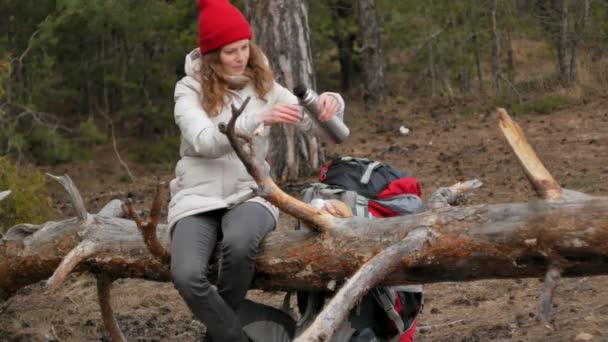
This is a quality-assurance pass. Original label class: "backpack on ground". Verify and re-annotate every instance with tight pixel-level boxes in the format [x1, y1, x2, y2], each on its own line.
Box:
[295, 157, 425, 342]
[319, 157, 408, 199]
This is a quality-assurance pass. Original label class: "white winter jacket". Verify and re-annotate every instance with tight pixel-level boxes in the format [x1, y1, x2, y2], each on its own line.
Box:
[168, 48, 345, 234]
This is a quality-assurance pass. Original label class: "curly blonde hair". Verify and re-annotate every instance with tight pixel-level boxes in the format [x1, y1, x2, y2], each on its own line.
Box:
[199, 42, 274, 116]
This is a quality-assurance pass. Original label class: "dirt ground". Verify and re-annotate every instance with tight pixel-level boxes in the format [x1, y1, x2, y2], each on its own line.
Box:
[1, 93, 608, 341]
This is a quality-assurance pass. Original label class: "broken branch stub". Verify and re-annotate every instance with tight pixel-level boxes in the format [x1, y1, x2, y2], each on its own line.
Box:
[47, 174, 89, 222]
[427, 179, 483, 209]
[0, 190, 11, 201]
[496, 108, 563, 201]
[123, 182, 170, 264]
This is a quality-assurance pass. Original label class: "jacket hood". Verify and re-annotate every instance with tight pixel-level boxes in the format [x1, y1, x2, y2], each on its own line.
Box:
[184, 48, 202, 79]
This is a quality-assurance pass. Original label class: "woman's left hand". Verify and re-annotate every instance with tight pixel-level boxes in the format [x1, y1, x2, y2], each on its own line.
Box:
[318, 93, 339, 122]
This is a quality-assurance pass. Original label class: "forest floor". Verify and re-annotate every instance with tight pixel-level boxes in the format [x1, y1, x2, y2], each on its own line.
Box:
[1, 90, 608, 342]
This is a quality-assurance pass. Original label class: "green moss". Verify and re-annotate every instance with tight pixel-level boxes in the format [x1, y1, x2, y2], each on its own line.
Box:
[511, 95, 577, 115]
[0, 157, 58, 234]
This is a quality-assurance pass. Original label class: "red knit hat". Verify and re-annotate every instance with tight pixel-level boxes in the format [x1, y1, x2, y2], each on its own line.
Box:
[198, 0, 253, 54]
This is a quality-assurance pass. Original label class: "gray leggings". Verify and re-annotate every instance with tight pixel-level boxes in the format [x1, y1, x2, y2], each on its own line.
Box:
[171, 202, 276, 342]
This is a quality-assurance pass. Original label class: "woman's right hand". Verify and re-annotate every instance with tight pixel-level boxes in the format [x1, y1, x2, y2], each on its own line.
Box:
[257, 103, 302, 125]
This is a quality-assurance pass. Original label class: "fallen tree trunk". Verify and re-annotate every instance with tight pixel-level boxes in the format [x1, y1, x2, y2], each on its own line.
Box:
[2, 194, 608, 298]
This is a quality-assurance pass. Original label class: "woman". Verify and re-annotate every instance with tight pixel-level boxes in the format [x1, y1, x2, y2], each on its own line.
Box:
[168, 1, 345, 341]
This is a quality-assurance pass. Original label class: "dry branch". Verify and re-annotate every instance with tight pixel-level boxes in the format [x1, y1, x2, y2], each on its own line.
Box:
[122, 182, 170, 264]
[47, 240, 101, 292]
[218, 97, 338, 233]
[427, 179, 482, 209]
[0, 190, 10, 201]
[97, 273, 127, 342]
[496, 108, 563, 200]
[47, 174, 88, 222]
[496, 107, 589, 325]
[295, 227, 432, 342]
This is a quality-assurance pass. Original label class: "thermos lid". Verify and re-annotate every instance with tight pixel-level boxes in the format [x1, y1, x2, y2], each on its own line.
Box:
[293, 84, 308, 98]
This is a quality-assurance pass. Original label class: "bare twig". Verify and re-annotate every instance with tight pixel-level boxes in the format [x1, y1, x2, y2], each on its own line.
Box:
[14, 14, 52, 72]
[0, 103, 68, 132]
[110, 122, 135, 182]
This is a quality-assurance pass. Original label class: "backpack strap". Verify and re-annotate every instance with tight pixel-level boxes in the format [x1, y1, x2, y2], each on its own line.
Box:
[354, 193, 370, 218]
[391, 285, 423, 293]
[370, 288, 405, 333]
[360, 161, 382, 184]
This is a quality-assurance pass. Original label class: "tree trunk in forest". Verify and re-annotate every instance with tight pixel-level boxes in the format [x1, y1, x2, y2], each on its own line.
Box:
[507, 26, 516, 84]
[473, 33, 484, 93]
[356, 0, 385, 106]
[569, 0, 589, 83]
[243, 0, 323, 181]
[328, 0, 356, 92]
[554, 0, 570, 84]
[491, 0, 501, 93]
[429, 42, 436, 98]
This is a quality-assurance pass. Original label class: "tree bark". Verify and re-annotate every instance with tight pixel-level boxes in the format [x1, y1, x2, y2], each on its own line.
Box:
[507, 26, 515, 84]
[554, 0, 570, 84]
[356, 0, 386, 106]
[328, 0, 356, 92]
[491, 0, 501, 93]
[473, 33, 484, 93]
[243, 0, 323, 181]
[429, 41, 437, 98]
[569, 0, 589, 83]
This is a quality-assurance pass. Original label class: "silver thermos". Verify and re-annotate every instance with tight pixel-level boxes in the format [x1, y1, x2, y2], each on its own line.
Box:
[294, 85, 350, 144]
